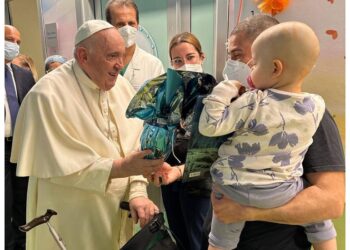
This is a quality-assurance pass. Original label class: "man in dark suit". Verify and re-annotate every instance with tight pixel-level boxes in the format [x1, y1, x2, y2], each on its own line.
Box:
[5, 24, 35, 250]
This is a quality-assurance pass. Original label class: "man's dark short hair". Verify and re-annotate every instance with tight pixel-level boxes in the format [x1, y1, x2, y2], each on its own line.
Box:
[230, 14, 280, 42]
[105, 0, 139, 24]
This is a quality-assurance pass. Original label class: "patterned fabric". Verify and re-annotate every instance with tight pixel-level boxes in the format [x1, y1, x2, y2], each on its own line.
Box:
[200, 88, 325, 186]
[126, 68, 217, 159]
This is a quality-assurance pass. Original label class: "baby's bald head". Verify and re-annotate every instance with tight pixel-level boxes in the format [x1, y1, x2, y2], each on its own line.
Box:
[253, 22, 319, 81]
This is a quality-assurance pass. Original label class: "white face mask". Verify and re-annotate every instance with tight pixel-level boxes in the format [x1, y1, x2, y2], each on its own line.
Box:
[118, 25, 137, 48]
[175, 64, 203, 73]
[222, 59, 252, 89]
[5, 41, 20, 61]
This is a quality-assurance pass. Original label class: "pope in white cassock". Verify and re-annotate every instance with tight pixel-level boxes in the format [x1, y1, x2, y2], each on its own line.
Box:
[10, 20, 166, 250]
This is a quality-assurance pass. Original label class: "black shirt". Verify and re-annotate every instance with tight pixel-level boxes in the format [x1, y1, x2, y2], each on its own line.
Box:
[201, 109, 345, 250]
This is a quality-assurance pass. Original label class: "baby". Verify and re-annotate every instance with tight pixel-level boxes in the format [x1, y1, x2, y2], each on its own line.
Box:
[199, 22, 337, 250]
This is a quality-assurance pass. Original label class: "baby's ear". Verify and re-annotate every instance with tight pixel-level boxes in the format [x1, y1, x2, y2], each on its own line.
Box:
[272, 59, 283, 78]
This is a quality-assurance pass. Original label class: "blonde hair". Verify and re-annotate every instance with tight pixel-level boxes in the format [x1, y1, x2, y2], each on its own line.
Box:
[12, 54, 38, 82]
[169, 32, 203, 60]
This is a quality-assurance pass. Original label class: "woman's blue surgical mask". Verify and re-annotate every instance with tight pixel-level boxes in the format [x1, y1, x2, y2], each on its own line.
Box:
[175, 64, 203, 73]
[222, 59, 252, 89]
[5, 41, 20, 61]
[118, 25, 137, 48]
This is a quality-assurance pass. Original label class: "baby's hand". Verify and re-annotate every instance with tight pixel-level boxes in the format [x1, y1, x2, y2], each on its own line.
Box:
[211, 80, 240, 104]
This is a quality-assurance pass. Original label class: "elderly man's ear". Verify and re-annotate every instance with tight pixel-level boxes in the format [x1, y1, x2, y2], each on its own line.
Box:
[75, 47, 88, 64]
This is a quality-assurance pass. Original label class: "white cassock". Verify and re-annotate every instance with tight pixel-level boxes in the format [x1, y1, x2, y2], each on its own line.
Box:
[11, 59, 148, 250]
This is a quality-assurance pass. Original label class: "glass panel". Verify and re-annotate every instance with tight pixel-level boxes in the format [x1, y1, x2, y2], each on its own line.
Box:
[191, 0, 215, 75]
[41, 0, 78, 59]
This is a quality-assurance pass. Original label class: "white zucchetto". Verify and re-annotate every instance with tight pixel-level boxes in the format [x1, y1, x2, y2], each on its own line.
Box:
[74, 20, 114, 45]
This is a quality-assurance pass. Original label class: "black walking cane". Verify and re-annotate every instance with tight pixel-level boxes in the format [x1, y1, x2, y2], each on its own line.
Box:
[19, 209, 67, 250]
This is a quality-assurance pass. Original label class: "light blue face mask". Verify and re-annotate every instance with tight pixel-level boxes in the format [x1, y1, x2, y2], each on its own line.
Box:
[5, 41, 20, 61]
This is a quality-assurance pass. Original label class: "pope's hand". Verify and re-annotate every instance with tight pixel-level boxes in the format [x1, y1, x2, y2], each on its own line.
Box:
[111, 150, 164, 178]
[129, 197, 159, 228]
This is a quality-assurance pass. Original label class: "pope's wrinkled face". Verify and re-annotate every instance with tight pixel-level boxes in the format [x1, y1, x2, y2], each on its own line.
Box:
[80, 28, 125, 91]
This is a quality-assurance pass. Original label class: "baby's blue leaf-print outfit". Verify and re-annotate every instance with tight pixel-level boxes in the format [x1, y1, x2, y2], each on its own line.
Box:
[199, 86, 325, 186]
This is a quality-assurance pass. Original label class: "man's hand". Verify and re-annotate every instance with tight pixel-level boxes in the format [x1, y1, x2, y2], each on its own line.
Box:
[146, 163, 183, 187]
[129, 197, 159, 228]
[211, 186, 255, 224]
[111, 150, 164, 178]
[212, 172, 345, 225]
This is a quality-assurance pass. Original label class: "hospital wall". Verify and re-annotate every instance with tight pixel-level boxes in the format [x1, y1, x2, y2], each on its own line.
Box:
[6, 0, 346, 249]
[8, 0, 45, 77]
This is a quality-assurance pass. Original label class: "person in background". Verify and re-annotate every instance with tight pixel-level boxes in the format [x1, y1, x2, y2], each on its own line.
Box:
[149, 32, 211, 250]
[12, 53, 39, 82]
[4, 25, 36, 250]
[202, 14, 344, 250]
[149, 14, 344, 250]
[10, 20, 165, 250]
[44, 54, 67, 73]
[200, 21, 336, 250]
[105, 0, 165, 91]
[105, 0, 165, 209]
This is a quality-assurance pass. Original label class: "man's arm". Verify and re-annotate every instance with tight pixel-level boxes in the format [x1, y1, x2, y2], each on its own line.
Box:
[212, 171, 344, 225]
[266, 171, 344, 224]
[212, 109, 345, 225]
